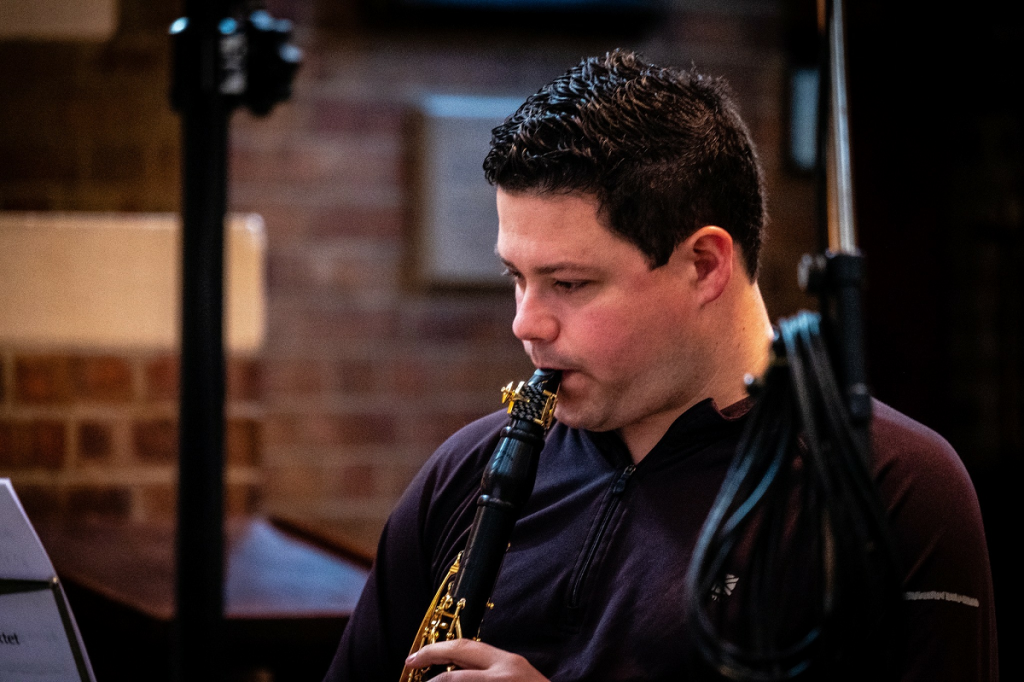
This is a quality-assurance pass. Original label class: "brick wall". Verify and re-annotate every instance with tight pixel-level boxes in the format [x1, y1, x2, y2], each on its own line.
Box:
[0, 0, 816, 538]
[0, 350, 262, 521]
[0, 3, 181, 212]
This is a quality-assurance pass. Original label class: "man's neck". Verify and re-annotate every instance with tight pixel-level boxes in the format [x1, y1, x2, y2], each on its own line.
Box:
[619, 281, 772, 463]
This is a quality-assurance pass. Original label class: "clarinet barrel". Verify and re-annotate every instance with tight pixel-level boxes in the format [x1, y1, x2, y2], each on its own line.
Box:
[450, 368, 561, 636]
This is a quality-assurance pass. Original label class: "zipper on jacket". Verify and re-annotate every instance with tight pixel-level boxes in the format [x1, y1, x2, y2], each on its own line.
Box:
[567, 464, 636, 609]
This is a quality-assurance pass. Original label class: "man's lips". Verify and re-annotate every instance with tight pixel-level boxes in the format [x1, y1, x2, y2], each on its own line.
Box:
[534, 365, 576, 376]
[530, 355, 577, 373]
[534, 366, 580, 387]
[529, 353, 581, 380]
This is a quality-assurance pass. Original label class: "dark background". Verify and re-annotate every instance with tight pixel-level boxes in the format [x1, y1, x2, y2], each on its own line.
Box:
[845, 3, 1022, 679]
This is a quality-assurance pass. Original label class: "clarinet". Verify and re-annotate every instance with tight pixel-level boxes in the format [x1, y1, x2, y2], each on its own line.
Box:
[400, 368, 562, 682]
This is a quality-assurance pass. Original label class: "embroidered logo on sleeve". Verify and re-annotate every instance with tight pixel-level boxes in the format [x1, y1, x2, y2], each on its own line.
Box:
[903, 591, 980, 607]
[710, 574, 739, 601]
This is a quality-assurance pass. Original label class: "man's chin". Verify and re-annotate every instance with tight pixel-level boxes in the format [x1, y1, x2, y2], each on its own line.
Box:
[553, 402, 611, 433]
[552, 402, 580, 429]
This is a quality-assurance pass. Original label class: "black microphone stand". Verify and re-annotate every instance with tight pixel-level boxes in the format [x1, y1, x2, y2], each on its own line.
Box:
[169, 4, 299, 679]
[686, 1, 902, 679]
[799, 0, 871, 458]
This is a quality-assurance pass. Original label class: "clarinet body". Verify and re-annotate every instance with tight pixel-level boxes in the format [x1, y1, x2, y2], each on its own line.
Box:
[400, 368, 561, 682]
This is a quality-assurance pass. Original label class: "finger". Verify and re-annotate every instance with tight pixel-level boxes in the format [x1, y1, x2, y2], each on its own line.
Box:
[405, 639, 501, 670]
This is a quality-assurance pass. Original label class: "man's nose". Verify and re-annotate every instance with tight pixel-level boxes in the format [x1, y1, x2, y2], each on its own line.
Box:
[512, 288, 558, 344]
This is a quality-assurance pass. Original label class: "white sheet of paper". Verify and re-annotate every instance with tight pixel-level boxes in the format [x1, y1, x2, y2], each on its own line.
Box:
[0, 588, 83, 680]
[0, 479, 95, 681]
[0, 479, 56, 581]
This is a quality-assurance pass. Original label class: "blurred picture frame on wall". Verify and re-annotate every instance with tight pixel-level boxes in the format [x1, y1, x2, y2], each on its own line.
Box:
[404, 93, 523, 291]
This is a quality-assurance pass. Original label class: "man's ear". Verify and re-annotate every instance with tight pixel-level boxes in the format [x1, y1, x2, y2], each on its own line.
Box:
[686, 226, 734, 305]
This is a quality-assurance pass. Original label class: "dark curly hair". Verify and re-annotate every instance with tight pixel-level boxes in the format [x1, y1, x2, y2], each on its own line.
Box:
[484, 49, 766, 278]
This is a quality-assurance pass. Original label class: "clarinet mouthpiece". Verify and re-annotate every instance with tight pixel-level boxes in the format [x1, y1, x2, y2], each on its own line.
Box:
[501, 369, 561, 429]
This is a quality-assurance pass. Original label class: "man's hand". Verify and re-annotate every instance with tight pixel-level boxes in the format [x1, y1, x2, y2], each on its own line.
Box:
[404, 639, 549, 681]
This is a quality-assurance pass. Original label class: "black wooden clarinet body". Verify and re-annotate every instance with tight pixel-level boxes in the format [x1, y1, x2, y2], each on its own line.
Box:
[400, 368, 561, 682]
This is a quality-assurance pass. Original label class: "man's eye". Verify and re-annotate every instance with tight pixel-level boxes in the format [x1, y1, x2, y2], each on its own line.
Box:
[554, 280, 588, 292]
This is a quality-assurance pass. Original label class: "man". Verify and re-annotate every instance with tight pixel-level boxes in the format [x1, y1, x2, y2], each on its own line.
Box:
[324, 50, 997, 681]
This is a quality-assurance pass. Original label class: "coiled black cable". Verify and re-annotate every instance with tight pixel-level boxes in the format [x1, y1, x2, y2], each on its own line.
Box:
[686, 311, 902, 681]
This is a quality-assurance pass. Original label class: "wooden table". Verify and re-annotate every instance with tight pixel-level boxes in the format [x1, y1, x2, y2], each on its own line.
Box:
[267, 515, 381, 566]
[34, 517, 371, 682]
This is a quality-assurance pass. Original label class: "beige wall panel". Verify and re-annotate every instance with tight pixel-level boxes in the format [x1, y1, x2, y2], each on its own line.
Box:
[0, 213, 265, 352]
[0, 0, 118, 40]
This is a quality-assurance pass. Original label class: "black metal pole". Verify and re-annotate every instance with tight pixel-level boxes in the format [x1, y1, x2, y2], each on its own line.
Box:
[171, 2, 231, 679]
[803, 0, 871, 456]
[169, 5, 297, 678]
[822, 0, 871, 448]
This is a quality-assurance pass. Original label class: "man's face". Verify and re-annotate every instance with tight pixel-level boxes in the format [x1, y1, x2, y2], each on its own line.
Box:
[496, 189, 710, 435]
